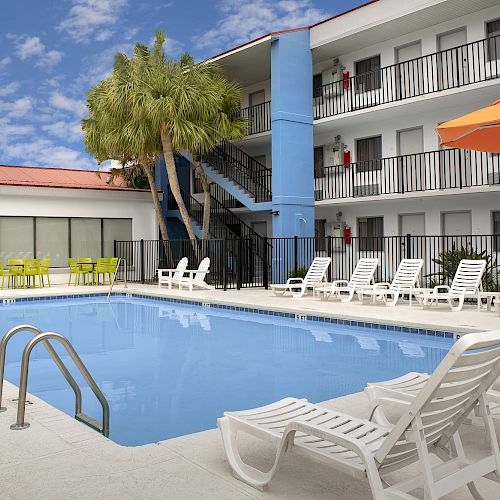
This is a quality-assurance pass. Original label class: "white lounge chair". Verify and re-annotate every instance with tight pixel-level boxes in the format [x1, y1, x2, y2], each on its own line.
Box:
[218, 330, 500, 499]
[158, 257, 188, 289]
[270, 257, 331, 298]
[356, 258, 423, 306]
[413, 259, 486, 312]
[315, 257, 379, 302]
[173, 257, 213, 291]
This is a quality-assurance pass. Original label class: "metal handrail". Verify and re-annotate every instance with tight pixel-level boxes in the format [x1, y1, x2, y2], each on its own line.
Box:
[0, 325, 82, 415]
[10, 331, 109, 437]
[107, 258, 127, 301]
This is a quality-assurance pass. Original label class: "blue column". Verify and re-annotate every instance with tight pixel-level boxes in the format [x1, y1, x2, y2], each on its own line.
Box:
[271, 30, 314, 239]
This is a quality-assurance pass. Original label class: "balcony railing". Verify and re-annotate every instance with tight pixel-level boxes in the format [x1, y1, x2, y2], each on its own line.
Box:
[314, 35, 500, 119]
[240, 101, 271, 135]
[315, 148, 500, 201]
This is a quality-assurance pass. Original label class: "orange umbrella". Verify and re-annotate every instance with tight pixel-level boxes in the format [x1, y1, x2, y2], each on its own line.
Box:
[436, 99, 500, 153]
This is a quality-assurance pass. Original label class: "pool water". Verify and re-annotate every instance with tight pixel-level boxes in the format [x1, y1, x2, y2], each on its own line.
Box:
[1, 296, 454, 446]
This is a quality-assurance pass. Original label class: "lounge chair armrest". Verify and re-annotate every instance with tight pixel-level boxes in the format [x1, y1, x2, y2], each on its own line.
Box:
[433, 285, 451, 295]
[283, 420, 374, 457]
[369, 396, 412, 411]
[373, 283, 390, 290]
[332, 280, 349, 287]
[286, 278, 304, 285]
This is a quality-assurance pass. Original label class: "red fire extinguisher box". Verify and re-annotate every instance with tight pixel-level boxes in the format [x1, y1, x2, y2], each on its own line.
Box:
[342, 71, 350, 89]
[343, 149, 351, 166]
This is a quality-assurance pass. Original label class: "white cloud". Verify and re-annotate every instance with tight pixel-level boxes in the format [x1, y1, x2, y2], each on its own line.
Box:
[57, 0, 128, 43]
[0, 96, 34, 118]
[0, 82, 20, 97]
[49, 92, 86, 117]
[36, 50, 64, 68]
[14, 35, 45, 60]
[195, 0, 327, 54]
[0, 56, 11, 68]
[0, 118, 35, 138]
[42, 119, 83, 143]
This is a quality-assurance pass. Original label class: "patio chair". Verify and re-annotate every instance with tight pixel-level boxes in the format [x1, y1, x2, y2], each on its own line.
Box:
[40, 258, 51, 287]
[78, 257, 94, 285]
[23, 258, 42, 288]
[315, 257, 379, 302]
[356, 258, 423, 306]
[158, 257, 188, 289]
[68, 258, 82, 286]
[413, 259, 486, 312]
[107, 257, 120, 285]
[218, 330, 500, 499]
[0, 260, 16, 289]
[7, 259, 24, 288]
[93, 258, 110, 285]
[270, 257, 331, 298]
[173, 257, 213, 292]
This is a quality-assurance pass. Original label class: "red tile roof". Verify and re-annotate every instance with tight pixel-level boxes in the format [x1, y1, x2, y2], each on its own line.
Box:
[0, 165, 149, 192]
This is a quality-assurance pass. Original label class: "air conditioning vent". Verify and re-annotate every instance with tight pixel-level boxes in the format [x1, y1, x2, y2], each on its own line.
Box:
[354, 184, 380, 197]
[487, 172, 500, 185]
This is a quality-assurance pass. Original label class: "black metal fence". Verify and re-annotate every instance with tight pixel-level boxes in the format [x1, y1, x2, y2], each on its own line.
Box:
[315, 148, 500, 200]
[240, 101, 271, 135]
[115, 234, 499, 291]
[314, 35, 500, 119]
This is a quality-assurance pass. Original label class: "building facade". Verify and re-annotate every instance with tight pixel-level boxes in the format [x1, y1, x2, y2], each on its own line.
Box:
[166, 0, 500, 246]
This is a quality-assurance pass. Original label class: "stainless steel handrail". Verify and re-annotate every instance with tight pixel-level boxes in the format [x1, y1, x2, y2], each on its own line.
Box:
[10, 331, 109, 437]
[0, 325, 82, 414]
[107, 258, 127, 301]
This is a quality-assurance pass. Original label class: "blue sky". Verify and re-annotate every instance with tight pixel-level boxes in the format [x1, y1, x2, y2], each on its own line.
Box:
[0, 0, 366, 170]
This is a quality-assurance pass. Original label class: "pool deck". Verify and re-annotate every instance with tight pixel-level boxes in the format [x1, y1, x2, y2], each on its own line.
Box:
[0, 283, 499, 499]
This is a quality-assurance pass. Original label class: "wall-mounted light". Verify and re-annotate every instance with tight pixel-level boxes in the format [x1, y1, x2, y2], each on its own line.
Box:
[270, 210, 280, 216]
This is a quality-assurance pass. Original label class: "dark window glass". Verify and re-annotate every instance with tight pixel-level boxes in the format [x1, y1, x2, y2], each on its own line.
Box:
[356, 136, 382, 172]
[315, 219, 326, 252]
[355, 55, 381, 91]
[487, 19, 500, 62]
[314, 146, 325, 178]
[313, 73, 323, 98]
[358, 217, 384, 252]
[493, 211, 500, 251]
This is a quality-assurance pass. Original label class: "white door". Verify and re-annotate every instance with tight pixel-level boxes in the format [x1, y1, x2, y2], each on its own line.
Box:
[249, 90, 266, 134]
[442, 211, 472, 250]
[396, 42, 422, 98]
[397, 127, 424, 192]
[251, 221, 267, 238]
[400, 214, 425, 236]
[437, 29, 469, 89]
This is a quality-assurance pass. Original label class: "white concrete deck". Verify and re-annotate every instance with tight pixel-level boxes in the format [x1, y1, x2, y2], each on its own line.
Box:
[0, 283, 499, 499]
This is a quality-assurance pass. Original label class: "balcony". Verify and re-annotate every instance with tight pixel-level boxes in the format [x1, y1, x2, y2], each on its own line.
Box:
[240, 101, 271, 135]
[314, 148, 500, 201]
[313, 35, 500, 120]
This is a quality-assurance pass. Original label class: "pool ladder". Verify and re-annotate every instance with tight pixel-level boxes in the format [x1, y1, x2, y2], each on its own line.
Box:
[0, 325, 109, 437]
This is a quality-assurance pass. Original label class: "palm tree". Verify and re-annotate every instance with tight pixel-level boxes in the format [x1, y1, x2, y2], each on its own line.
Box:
[110, 32, 247, 240]
[82, 77, 170, 243]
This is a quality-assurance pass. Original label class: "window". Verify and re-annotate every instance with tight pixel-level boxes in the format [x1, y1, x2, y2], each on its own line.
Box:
[71, 218, 101, 261]
[355, 55, 381, 92]
[493, 211, 500, 251]
[486, 19, 500, 61]
[314, 146, 325, 178]
[313, 73, 323, 98]
[356, 136, 382, 172]
[0, 217, 34, 262]
[315, 219, 326, 252]
[358, 217, 384, 252]
[103, 219, 132, 257]
[36, 218, 69, 267]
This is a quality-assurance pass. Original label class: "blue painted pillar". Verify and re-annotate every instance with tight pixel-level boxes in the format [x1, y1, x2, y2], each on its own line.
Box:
[271, 30, 314, 238]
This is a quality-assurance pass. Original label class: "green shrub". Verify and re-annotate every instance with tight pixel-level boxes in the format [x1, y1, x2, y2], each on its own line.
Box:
[426, 246, 499, 291]
[288, 266, 309, 279]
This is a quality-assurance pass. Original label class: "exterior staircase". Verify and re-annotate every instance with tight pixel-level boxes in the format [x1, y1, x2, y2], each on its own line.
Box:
[202, 140, 272, 210]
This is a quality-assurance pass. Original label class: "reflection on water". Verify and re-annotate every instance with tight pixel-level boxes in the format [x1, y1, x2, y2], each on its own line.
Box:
[1, 297, 453, 446]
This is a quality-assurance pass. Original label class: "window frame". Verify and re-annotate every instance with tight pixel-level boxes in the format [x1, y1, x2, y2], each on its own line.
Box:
[354, 54, 382, 92]
[357, 216, 384, 252]
[356, 135, 383, 172]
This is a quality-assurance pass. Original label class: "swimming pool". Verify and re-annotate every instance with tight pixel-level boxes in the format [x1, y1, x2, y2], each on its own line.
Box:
[1, 295, 454, 446]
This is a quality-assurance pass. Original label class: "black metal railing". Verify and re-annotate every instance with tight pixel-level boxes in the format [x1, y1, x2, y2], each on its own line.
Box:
[240, 101, 271, 135]
[315, 148, 500, 201]
[116, 234, 499, 291]
[209, 183, 244, 209]
[314, 35, 500, 119]
[204, 140, 272, 202]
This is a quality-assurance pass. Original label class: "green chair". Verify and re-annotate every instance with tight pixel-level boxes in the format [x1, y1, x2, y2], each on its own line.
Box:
[0, 260, 15, 289]
[24, 259, 42, 288]
[93, 258, 110, 285]
[68, 258, 82, 286]
[40, 258, 51, 287]
[77, 258, 94, 285]
[107, 258, 120, 285]
[7, 259, 24, 288]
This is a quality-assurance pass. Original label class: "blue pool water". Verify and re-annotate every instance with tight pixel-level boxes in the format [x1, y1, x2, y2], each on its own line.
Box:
[1, 296, 454, 446]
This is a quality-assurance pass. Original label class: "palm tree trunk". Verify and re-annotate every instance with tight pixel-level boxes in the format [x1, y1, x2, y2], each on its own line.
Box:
[142, 161, 169, 242]
[160, 126, 197, 241]
[194, 160, 211, 240]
